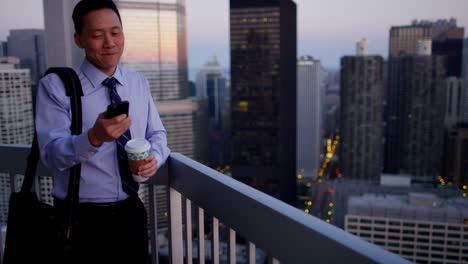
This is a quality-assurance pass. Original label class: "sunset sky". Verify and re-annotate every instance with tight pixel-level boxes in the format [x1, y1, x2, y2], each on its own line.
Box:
[1, 0, 467, 71]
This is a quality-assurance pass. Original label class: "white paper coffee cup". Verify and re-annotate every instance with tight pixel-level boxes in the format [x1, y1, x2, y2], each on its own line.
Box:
[124, 138, 151, 182]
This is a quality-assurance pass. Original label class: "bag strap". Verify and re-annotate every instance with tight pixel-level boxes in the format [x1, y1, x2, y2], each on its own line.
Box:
[22, 68, 83, 240]
[43, 67, 84, 210]
[22, 67, 84, 195]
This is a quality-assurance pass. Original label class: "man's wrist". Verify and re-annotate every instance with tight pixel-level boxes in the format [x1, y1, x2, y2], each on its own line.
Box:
[88, 128, 103, 147]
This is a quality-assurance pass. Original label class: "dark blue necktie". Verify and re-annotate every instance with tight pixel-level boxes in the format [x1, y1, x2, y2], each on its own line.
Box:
[102, 77, 138, 195]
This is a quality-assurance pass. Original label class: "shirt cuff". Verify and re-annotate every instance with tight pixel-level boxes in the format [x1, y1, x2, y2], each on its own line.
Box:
[151, 151, 163, 170]
[73, 130, 100, 161]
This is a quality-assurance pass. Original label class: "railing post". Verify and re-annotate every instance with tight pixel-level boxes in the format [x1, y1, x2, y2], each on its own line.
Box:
[185, 199, 193, 264]
[247, 241, 255, 264]
[0, 225, 3, 264]
[211, 217, 219, 264]
[198, 208, 205, 264]
[168, 188, 183, 264]
[148, 184, 159, 264]
[228, 229, 236, 264]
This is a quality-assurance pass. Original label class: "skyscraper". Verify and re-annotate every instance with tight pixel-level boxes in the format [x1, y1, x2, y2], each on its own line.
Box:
[442, 125, 468, 187]
[389, 19, 463, 75]
[297, 55, 322, 179]
[230, 0, 297, 205]
[6, 29, 47, 86]
[116, 0, 188, 101]
[113, 1, 208, 161]
[385, 19, 464, 174]
[340, 39, 384, 180]
[0, 41, 8, 57]
[462, 38, 468, 123]
[0, 57, 34, 145]
[195, 57, 230, 162]
[0, 57, 34, 224]
[444, 77, 464, 128]
[158, 98, 208, 163]
[206, 73, 229, 167]
[195, 56, 224, 98]
[393, 42, 447, 180]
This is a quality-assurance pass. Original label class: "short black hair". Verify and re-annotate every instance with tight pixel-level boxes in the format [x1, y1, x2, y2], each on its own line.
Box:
[72, 0, 122, 34]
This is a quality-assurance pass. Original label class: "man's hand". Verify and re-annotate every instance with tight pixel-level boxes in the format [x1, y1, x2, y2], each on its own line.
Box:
[134, 155, 158, 178]
[88, 111, 131, 147]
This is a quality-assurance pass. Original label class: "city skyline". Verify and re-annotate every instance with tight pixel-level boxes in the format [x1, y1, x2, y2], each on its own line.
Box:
[0, 0, 467, 71]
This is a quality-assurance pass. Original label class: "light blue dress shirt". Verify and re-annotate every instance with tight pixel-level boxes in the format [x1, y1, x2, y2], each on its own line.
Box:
[35, 59, 171, 203]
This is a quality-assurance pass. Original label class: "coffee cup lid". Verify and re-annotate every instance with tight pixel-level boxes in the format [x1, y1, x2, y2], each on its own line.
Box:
[124, 138, 151, 153]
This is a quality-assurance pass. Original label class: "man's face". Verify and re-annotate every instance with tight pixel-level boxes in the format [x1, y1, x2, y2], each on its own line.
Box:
[74, 8, 124, 76]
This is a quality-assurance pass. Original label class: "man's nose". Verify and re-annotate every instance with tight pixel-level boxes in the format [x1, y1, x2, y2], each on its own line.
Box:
[104, 33, 115, 47]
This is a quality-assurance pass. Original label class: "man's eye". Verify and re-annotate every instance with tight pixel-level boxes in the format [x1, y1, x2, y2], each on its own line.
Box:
[92, 35, 103, 38]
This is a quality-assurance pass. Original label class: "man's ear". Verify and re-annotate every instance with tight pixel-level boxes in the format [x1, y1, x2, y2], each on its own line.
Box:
[74, 32, 83, 48]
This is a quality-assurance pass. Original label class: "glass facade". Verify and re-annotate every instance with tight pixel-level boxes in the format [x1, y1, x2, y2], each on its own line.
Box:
[0, 68, 34, 145]
[231, 7, 281, 167]
[158, 98, 208, 163]
[340, 56, 384, 180]
[297, 57, 322, 180]
[117, 0, 188, 101]
[230, 0, 297, 205]
[385, 20, 464, 174]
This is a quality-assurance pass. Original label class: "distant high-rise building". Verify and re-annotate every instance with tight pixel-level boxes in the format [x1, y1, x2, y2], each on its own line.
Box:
[206, 73, 228, 129]
[7, 29, 47, 85]
[442, 125, 468, 187]
[113, 0, 208, 163]
[206, 73, 229, 167]
[462, 38, 468, 124]
[297, 55, 322, 179]
[0, 57, 34, 224]
[0, 41, 7, 57]
[444, 77, 464, 128]
[385, 19, 463, 174]
[116, 0, 188, 101]
[0, 57, 34, 144]
[392, 46, 447, 180]
[158, 98, 208, 163]
[230, 0, 297, 205]
[340, 40, 384, 180]
[389, 19, 464, 77]
[322, 70, 340, 138]
[196, 56, 224, 98]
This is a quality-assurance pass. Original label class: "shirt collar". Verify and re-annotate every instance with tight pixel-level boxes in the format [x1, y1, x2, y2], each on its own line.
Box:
[80, 58, 126, 88]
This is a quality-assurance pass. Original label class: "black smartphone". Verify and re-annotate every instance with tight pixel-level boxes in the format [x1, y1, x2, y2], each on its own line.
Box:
[106, 101, 129, 119]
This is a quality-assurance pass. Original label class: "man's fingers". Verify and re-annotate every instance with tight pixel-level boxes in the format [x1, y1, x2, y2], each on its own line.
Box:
[138, 156, 157, 176]
[97, 111, 107, 119]
[113, 114, 127, 122]
[104, 115, 131, 139]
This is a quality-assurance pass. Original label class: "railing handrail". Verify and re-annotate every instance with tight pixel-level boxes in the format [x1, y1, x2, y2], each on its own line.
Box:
[167, 153, 410, 263]
[0, 144, 410, 264]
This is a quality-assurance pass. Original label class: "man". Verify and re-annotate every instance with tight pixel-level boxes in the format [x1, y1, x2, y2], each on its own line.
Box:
[35, 0, 170, 262]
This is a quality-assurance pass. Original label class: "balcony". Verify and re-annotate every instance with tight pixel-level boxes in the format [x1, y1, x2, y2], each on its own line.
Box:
[0, 144, 409, 264]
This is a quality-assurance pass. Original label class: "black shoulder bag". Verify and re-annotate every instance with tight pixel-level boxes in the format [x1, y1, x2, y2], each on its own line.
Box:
[3, 67, 83, 264]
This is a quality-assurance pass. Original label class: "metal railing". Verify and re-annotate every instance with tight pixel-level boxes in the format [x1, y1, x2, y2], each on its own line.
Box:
[0, 144, 410, 264]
